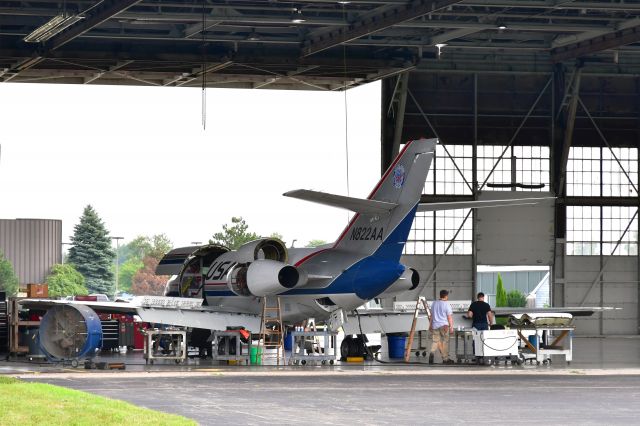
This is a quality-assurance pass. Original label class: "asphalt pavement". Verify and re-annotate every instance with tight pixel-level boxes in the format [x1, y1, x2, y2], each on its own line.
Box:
[25, 373, 640, 425]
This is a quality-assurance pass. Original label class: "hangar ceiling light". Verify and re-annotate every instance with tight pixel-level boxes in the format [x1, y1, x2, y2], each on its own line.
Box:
[24, 13, 84, 43]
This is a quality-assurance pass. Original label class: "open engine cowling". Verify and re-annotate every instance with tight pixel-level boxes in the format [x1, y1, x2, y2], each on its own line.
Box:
[377, 268, 420, 298]
[235, 238, 288, 263]
[227, 259, 300, 297]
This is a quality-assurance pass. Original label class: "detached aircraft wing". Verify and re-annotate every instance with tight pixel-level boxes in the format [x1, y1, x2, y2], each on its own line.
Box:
[492, 306, 619, 317]
[417, 197, 555, 212]
[20, 296, 264, 332]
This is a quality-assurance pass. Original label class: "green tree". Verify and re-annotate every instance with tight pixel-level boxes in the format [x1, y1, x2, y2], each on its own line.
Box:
[495, 273, 507, 307]
[0, 252, 19, 296]
[209, 217, 260, 250]
[46, 264, 88, 298]
[68, 205, 115, 295]
[268, 232, 284, 241]
[306, 239, 328, 248]
[118, 258, 144, 293]
[506, 289, 527, 307]
[124, 234, 173, 261]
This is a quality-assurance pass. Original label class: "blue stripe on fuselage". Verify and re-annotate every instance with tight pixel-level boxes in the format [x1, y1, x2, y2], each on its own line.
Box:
[280, 204, 418, 299]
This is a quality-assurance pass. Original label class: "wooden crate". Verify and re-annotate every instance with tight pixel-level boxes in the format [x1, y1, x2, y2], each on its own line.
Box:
[27, 284, 48, 298]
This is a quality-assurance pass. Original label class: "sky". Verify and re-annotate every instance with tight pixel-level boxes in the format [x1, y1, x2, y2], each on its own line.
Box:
[0, 81, 381, 250]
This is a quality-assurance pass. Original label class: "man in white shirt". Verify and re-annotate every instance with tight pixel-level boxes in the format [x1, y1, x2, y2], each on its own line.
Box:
[429, 289, 454, 364]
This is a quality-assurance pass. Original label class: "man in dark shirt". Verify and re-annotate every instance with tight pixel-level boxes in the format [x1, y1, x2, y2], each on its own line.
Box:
[467, 292, 493, 331]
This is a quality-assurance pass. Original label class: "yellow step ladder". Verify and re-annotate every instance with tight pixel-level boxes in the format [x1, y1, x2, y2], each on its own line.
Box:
[404, 297, 431, 362]
[259, 297, 286, 366]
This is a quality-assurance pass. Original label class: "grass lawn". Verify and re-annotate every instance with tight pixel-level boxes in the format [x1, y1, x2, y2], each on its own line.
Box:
[0, 376, 196, 425]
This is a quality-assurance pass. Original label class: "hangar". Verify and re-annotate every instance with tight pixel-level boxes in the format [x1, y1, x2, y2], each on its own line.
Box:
[3, 0, 639, 336]
[2, 2, 640, 424]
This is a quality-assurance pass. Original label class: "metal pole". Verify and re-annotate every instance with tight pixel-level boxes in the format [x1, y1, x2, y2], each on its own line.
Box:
[579, 209, 638, 306]
[112, 236, 124, 297]
[416, 209, 473, 296]
[408, 89, 473, 193]
[391, 72, 410, 159]
[578, 97, 638, 193]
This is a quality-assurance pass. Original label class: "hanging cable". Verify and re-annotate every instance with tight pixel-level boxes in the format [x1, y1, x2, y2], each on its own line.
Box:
[201, 0, 207, 130]
[341, 4, 351, 226]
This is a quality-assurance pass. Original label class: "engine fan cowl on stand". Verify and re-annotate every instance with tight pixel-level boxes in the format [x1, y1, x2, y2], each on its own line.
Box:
[38, 304, 103, 363]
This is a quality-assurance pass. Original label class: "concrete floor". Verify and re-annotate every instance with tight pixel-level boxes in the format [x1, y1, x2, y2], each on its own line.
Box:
[2, 337, 640, 425]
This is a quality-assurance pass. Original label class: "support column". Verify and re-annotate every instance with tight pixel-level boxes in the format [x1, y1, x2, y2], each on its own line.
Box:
[391, 72, 410, 160]
[472, 73, 478, 299]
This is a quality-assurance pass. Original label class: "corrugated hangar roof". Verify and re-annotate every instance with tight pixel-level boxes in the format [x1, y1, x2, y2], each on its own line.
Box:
[2, 1, 640, 89]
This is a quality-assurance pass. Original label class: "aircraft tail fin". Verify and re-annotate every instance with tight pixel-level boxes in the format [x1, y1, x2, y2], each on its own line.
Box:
[332, 138, 436, 259]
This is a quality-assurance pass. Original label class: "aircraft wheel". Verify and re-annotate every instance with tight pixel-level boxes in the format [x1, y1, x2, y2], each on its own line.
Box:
[321, 360, 326, 365]
[301, 360, 307, 365]
[330, 360, 334, 365]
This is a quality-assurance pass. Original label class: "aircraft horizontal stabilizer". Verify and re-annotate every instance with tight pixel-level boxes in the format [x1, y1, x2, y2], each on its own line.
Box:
[283, 189, 398, 214]
[417, 197, 555, 212]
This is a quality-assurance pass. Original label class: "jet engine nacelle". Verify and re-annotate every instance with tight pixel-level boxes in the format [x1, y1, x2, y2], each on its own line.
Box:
[227, 259, 300, 297]
[235, 238, 288, 263]
[377, 268, 420, 298]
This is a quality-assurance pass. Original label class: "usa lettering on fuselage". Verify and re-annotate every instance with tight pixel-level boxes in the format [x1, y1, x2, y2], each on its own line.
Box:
[350, 226, 384, 241]
[204, 260, 238, 281]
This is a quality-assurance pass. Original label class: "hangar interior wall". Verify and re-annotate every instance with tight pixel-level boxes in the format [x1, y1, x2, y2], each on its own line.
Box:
[0, 219, 62, 285]
[557, 256, 638, 336]
[382, 67, 640, 335]
[399, 255, 474, 303]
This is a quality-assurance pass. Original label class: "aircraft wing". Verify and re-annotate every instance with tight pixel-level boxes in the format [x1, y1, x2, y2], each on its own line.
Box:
[492, 306, 618, 317]
[20, 298, 141, 314]
[283, 189, 397, 214]
[19, 296, 263, 331]
[417, 197, 555, 212]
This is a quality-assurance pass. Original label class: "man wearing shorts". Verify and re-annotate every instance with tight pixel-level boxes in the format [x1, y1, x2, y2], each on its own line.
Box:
[429, 289, 454, 364]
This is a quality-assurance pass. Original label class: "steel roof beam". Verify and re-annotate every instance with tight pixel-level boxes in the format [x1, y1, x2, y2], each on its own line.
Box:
[301, 0, 464, 57]
[5, 0, 142, 81]
[45, 0, 142, 51]
[552, 22, 640, 62]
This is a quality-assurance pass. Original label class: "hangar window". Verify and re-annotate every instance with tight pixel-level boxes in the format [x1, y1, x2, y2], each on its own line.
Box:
[602, 206, 638, 256]
[424, 144, 472, 195]
[566, 206, 638, 256]
[567, 147, 638, 197]
[602, 148, 638, 197]
[405, 209, 472, 255]
[566, 206, 601, 255]
[477, 145, 549, 191]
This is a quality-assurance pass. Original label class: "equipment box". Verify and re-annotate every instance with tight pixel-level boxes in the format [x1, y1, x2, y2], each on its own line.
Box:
[27, 284, 48, 298]
[473, 329, 519, 357]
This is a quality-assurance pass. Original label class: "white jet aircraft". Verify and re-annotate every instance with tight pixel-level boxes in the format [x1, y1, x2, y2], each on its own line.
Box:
[151, 138, 552, 325]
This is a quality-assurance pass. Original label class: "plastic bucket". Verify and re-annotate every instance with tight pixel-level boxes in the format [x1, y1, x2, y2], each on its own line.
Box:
[250, 346, 263, 365]
[284, 332, 293, 351]
[387, 334, 407, 359]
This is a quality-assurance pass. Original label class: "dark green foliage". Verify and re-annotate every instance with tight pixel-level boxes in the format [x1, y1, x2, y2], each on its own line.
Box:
[0, 252, 19, 296]
[68, 205, 115, 295]
[209, 217, 260, 250]
[495, 273, 507, 308]
[506, 289, 527, 308]
[46, 264, 88, 297]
